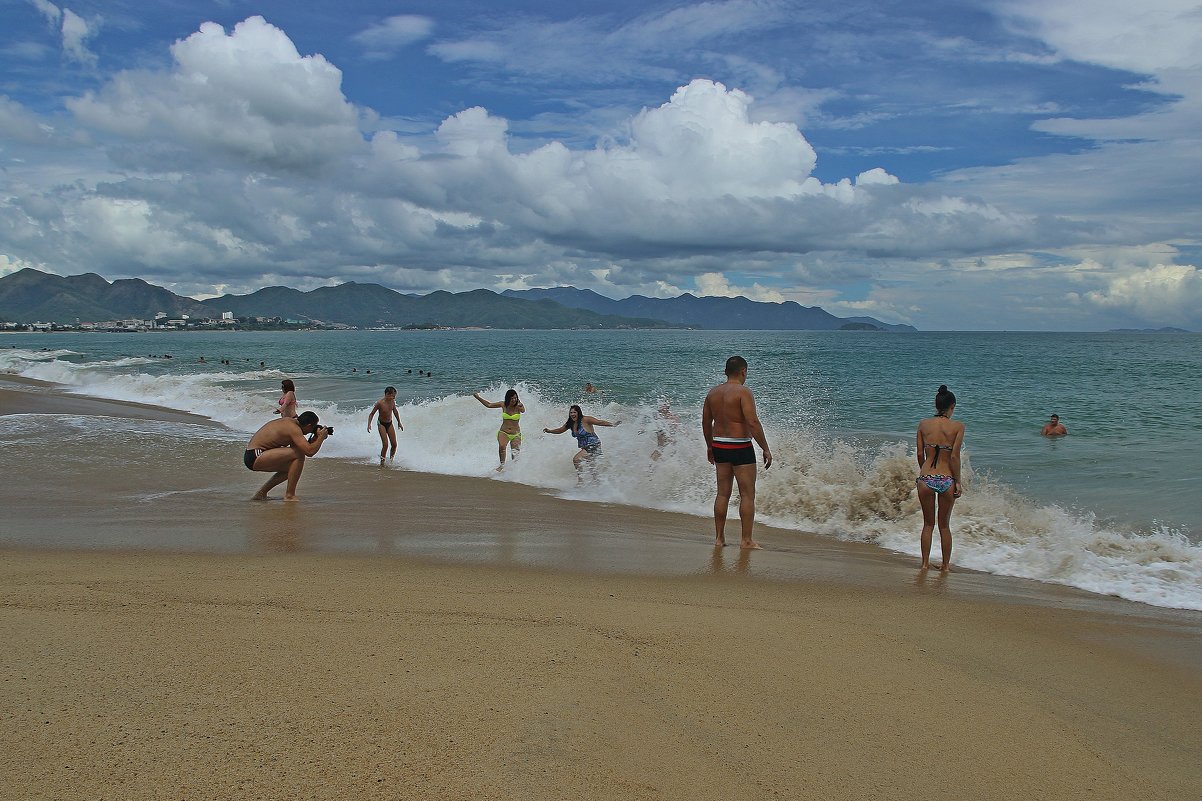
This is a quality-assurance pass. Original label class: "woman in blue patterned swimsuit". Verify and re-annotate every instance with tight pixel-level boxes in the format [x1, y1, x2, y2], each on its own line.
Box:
[916, 384, 965, 571]
[544, 404, 619, 477]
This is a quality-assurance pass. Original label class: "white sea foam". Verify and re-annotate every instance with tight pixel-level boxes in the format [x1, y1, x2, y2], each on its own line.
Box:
[7, 351, 1202, 611]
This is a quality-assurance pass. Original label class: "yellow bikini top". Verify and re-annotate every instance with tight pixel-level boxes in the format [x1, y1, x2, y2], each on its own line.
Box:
[501, 410, 521, 421]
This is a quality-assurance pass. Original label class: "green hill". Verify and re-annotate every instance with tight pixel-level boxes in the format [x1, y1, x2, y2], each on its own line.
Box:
[0, 269, 676, 329]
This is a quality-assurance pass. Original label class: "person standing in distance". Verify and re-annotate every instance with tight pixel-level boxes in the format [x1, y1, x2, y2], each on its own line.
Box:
[702, 356, 772, 549]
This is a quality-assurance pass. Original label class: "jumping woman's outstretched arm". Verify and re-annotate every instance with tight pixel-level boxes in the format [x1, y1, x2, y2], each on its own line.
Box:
[583, 416, 620, 427]
[473, 392, 502, 409]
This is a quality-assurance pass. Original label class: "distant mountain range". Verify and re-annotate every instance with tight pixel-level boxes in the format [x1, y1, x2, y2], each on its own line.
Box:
[202, 281, 672, 329]
[502, 286, 915, 331]
[0, 268, 916, 331]
[0, 270, 672, 329]
[0, 269, 214, 322]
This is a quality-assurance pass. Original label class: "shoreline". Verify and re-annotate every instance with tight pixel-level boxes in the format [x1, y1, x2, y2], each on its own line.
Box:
[3, 371, 1201, 620]
[0, 373, 221, 425]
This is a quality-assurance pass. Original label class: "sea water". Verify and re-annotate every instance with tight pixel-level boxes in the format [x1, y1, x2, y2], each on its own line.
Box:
[2, 329, 1200, 610]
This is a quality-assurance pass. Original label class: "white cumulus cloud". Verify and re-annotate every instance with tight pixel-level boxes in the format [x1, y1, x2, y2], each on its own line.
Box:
[1083, 263, 1202, 325]
[695, 272, 786, 302]
[67, 16, 364, 171]
[369, 78, 1011, 259]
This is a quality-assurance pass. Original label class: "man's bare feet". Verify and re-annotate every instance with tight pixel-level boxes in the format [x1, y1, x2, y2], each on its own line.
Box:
[715, 537, 727, 547]
[920, 561, 930, 570]
[251, 492, 268, 501]
[934, 562, 952, 572]
[284, 494, 299, 502]
[740, 540, 762, 550]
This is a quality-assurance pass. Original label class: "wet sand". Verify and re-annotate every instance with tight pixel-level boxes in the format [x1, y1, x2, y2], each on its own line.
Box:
[3, 380, 1202, 800]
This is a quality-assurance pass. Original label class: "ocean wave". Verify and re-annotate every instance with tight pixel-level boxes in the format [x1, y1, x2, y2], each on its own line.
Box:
[0, 348, 80, 369]
[6, 351, 1202, 611]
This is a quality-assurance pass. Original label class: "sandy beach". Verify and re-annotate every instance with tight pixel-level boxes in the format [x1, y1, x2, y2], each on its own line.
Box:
[3, 378, 1202, 800]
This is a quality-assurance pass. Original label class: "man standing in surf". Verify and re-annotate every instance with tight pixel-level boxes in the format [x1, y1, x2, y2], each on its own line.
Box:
[703, 356, 772, 549]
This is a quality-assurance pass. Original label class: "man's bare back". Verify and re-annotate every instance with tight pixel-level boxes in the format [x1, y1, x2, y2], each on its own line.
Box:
[705, 382, 756, 439]
[247, 417, 308, 452]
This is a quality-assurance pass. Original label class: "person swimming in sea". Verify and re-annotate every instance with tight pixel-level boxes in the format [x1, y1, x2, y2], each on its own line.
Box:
[367, 386, 404, 461]
[544, 404, 619, 478]
[473, 389, 524, 470]
[1041, 413, 1067, 436]
[915, 384, 965, 571]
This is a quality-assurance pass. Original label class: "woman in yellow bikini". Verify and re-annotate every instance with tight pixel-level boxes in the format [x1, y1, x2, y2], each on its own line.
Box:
[915, 384, 965, 572]
[473, 389, 524, 470]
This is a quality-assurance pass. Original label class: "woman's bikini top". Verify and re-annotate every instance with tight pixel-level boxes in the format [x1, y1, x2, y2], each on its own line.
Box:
[925, 443, 953, 469]
[501, 409, 521, 422]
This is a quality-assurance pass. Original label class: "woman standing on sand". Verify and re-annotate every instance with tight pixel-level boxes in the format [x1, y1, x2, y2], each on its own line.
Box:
[544, 404, 619, 475]
[473, 389, 524, 469]
[915, 384, 965, 571]
[274, 379, 298, 419]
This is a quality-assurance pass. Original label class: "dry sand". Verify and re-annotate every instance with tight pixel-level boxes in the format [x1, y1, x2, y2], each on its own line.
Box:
[2, 378, 1201, 800]
[3, 551, 1201, 801]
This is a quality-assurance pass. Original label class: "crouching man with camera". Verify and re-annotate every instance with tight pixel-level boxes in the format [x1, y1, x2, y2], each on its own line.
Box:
[244, 410, 333, 501]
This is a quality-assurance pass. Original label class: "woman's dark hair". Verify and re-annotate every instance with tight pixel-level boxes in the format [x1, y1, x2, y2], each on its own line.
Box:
[935, 384, 956, 413]
[504, 388, 519, 409]
[566, 404, 584, 431]
[281, 379, 295, 393]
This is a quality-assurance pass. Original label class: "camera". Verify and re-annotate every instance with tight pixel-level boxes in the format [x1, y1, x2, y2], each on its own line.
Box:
[323, 426, 334, 436]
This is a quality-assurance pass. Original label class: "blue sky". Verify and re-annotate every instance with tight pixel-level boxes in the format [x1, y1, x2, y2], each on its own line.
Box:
[3, 0, 1202, 330]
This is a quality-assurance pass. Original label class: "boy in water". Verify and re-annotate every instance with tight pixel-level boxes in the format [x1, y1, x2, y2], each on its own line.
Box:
[367, 386, 404, 461]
